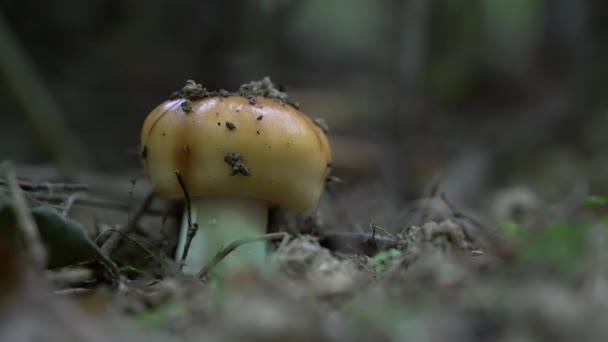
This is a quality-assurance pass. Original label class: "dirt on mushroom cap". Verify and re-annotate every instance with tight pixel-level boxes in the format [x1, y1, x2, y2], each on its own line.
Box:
[172, 77, 300, 110]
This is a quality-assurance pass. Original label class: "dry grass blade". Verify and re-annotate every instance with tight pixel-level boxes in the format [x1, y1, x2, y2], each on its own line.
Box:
[100, 191, 156, 256]
[97, 229, 164, 269]
[1, 161, 47, 269]
[0, 178, 89, 192]
[197, 232, 289, 280]
[22, 192, 171, 216]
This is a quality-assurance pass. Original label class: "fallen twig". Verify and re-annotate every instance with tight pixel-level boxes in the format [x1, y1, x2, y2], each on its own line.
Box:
[317, 231, 399, 256]
[420, 176, 441, 224]
[18, 191, 173, 216]
[370, 222, 396, 240]
[54, 288, 93, 296]
[440, 192, 516, 261]
[197, 232, 289, 280]
[175, 170, 198, 267]
[0, 178, 89, 192]
[46, 267, 94, 287]
[1, 161, 47, 269]
[97, 229, 164, 268]
[100, 191, 156, 256]
[61, 191, 86, 216]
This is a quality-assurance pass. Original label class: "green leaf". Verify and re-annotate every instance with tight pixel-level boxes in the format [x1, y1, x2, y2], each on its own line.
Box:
[515, 221, 590, 276]
[499, 220, 525, 238]
[370, 248, 402, 273]
[135, 300, 190, 328]
[118, 265, 145, 278]
[0, 203, 118, 275]
[583, 196, 608, 207]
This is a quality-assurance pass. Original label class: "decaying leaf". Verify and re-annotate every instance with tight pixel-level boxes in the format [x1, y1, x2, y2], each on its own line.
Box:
[0, 203, 118, 275]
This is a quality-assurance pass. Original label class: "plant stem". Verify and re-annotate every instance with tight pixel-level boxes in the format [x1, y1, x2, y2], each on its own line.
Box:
[175, 196, 269, 275]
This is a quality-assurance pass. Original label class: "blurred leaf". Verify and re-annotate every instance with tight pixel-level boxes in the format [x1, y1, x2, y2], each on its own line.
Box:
[119, 265, 145, 279]
[515, 221, 591, 276]
[499, 220, 525, 238]
[370, 248, 402, 273]
[135, 300, 190, 328]
[583, 195, 608, 207]
[0, 200, 18, 240]
[291, 0, 384, 59]
[428, 57, 476, 105]
[32, 206, 117, 271]
[0, 203, 118, 275]
[481, 0, 542, 37]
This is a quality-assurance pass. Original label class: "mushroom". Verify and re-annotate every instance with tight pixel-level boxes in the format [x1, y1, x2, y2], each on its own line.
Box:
[140, 85, 331, 274]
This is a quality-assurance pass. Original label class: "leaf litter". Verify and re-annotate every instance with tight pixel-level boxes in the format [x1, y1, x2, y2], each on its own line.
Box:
[6, 191, 608, 341]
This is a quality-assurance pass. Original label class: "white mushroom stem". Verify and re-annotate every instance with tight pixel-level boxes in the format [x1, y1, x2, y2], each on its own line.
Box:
[175, 196, 269, 275]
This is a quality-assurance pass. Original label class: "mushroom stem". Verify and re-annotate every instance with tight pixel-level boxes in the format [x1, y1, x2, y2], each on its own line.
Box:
[175, 196, 269, 275]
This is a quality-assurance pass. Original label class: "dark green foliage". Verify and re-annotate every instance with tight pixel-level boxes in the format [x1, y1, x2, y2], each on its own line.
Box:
[514, 221, 595, 277]
[0, 203, 117, 274]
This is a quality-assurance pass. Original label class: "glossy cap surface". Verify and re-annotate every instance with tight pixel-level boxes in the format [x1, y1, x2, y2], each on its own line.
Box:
[141, 96, 331, 211]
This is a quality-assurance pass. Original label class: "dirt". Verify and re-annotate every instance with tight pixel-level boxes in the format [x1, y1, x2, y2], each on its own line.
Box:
[223, 152, 251, 176]
[2, 181, 606, 342]
[171, 77, 300, 110]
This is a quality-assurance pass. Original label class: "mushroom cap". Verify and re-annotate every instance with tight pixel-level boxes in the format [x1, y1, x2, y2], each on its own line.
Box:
[141, 96, 331, 211]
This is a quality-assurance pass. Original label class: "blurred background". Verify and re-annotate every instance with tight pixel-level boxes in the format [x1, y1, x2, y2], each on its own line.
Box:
[1, 0, 606, 228]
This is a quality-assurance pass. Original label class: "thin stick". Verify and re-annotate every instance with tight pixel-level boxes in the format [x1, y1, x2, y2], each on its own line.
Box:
[54, 288, 93, 296]
[370, 222, 396, 240]
[97, 229, 164, 267]
[317, 231, 399, 256]
[1, 162, 47, 269]
[46, 267, 94, 287]
[100, 191, 156, 256]
[0, 178, 89, 192]
[17, 191, 171, 216]
[420, 176, 440, 224]
[125, 192, 156, 233]
[175, 170, 198, 266]
[440, 192, 516, 261]
[197, 232, 289, 280]
[439, 192, 484, 230]
[61, 191, 86, 216]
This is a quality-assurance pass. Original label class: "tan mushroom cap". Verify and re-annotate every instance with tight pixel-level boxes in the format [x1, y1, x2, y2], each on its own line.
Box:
[141, 96, 332, 211]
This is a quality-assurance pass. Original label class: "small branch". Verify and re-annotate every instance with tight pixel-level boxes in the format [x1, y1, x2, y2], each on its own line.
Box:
[60, 191, 86, 216]
[54, 288, 93, 296]
[97, 229, 164, 267]
[46, 267, 94, 288]
[1, 162, 47, 269]
[100, 191, 156, 256]
[440, 192, 516, 261]
[420, 176, 440, 224]
[0, 178, 89, 192]
[439, 192, 484, 231]
[175, 170, 198, 266]
[317, 231, 399, 256]
[197, 232, 289, 280]
[126, 192, 156, 233]
[370, 222, 396, 240]
[17, 191, 173, 216]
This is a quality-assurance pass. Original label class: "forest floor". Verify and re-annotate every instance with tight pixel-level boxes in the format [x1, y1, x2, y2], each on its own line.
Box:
[1, 162, 607, 342]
